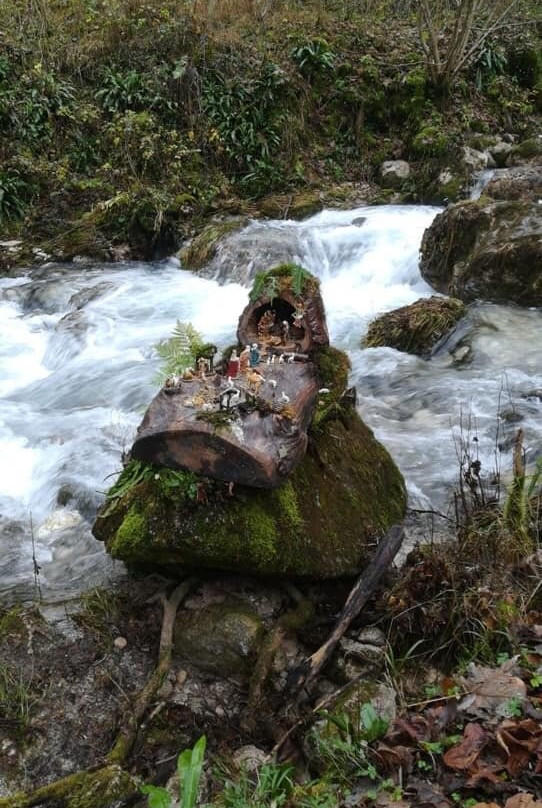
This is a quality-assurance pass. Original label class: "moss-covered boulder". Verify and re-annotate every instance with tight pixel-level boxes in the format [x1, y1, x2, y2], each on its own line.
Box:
[92, 399, 406, 578]
[363, 296, 466, 357]
[178, 217, 247, 271]
[257, 190, 324, 220]
[420, 198, 542, 306]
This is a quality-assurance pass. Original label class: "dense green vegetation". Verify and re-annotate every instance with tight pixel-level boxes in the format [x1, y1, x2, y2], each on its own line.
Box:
[0, 0, 540, 262]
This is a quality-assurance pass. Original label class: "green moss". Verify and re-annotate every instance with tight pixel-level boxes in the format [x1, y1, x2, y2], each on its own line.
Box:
[0, 765, 138, 808]
[513, 137, 542, 159]
[178, 218, 246, 270]
[258, 190, 323, 220]
[109, 508, 149, 557]
[411, 122, 450, 158]
[275, 481, 304, 533]
[312, 346, 351, 425]
[238, 498, 279, 565]
[363, 296, 466, 356]
[94, 402, 407, 578]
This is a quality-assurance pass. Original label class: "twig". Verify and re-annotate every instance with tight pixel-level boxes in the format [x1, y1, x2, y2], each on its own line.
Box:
[287, 525, 404, 698]
[108, 576, 198, 764]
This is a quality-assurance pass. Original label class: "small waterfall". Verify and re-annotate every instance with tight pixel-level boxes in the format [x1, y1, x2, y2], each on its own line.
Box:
[1, 204, 541, 600]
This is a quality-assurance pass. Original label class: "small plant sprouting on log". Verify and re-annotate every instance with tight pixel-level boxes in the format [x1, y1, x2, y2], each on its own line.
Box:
[249, 263, 313, 302]
[141, 735, 206, 808]
[103, 460, 199, 514]
[154, 320, 204, 381]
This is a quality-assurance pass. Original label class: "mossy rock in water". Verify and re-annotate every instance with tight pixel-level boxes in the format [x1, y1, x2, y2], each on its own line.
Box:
[420, 198, 542, 306]
[93, 401, 406, 578]
[178, 217, 247, 270]
[257, 190, 324, 220]
[363, 296, 466, 357]
[173, 601, 264, 676]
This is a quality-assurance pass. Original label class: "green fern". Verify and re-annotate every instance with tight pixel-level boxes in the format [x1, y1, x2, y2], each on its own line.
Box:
[249, 271, 268, 302]
[290, 263, 311, 297]
[154, 320, 204, 381]
[265, 274, 280, 303]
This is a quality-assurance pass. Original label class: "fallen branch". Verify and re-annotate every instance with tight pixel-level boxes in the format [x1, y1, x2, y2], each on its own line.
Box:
[287, 524, 405, 699]
[108, 576, 198, 763]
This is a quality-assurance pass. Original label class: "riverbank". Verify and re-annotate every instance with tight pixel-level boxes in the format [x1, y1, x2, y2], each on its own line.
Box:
[0, 0, 541, 267]
[2, 504, 542, 806]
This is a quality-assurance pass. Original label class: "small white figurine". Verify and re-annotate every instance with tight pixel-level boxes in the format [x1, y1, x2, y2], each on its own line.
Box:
[280, 391, 290, 404]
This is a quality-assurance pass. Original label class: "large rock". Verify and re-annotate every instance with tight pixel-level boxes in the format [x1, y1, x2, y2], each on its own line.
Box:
[483, 164, 542, 202]
[94, 264, 406, 578]
[420, 197, 542, 306]
[173, 601, 264, 676]
[380, 160, 411, 189]
[364, 296, 466, 357]
[92, 398, 407, 578]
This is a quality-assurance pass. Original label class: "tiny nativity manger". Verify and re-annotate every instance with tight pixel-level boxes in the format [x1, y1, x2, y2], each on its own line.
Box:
[130, 264, 330, 489]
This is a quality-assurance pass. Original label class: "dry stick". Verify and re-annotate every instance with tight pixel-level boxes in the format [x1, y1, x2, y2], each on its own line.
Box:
[288, 524, 405, 698]
[108, 576, 199, 764]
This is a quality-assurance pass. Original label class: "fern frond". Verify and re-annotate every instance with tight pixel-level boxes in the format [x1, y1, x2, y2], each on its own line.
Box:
[154, 320, 203, 380]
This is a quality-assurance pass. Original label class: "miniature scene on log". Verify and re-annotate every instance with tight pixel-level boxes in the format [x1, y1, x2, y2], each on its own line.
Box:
[93, 264, 406, 578]
[130, 263, 330, 489]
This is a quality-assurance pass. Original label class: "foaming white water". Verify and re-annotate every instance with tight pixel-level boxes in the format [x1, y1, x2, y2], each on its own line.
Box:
[1, 205, 541, 600]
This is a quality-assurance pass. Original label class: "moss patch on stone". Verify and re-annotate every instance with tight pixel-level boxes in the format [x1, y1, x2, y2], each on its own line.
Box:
[363, 296, 466, 357]
[178, 218, 247, 271]
[93, 400, 406, 579]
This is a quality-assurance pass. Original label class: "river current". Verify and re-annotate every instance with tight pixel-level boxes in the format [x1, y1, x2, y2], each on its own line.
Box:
[1, 204, 541, 601]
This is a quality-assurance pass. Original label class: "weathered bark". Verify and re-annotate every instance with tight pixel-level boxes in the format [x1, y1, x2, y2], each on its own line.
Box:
[131, 362, 320, 488]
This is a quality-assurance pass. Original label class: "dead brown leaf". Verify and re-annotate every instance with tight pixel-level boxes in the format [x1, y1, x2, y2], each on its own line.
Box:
[443, 722, 491, 771]
[504, 794, 542, 808]
[459, 659, 526, 719]
[497, 718, 542, 777]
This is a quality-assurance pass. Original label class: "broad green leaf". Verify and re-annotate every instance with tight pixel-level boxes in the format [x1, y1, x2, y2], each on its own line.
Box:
[140, 784, 172, 808]
[178, 735, 206, 808]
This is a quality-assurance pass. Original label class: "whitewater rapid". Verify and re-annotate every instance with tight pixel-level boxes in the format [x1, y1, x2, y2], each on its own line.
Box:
[1, 204, 541, 601]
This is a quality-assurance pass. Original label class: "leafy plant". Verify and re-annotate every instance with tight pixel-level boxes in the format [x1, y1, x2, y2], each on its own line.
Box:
[309, 703, 389, 787]
[202, 61, 289, 191]
[291, 38, 336, 79]
[475, 42, 507, 90]
[0, 170, 29, 223]
[249, 264, 311, 302]
[359, 702, 389, 742]
[154, 320, 204, 381]
[218, 761, 294, 808]
[141, 735, 206, 808]
[104, 460, 199, 512]
[96, 68, 151, 114]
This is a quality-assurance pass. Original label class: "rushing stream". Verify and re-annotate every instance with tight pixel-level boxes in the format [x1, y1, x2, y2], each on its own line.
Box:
[1, 204, 542, 602]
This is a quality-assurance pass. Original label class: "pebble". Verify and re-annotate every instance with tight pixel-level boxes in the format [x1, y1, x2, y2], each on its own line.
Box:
[114, 636, 127, 650]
